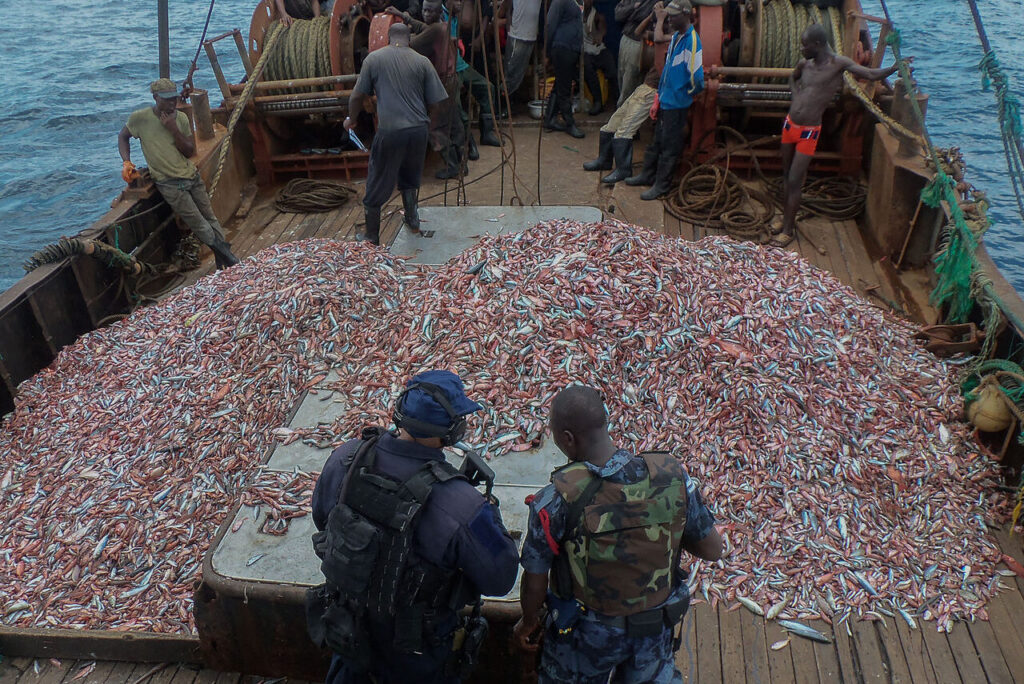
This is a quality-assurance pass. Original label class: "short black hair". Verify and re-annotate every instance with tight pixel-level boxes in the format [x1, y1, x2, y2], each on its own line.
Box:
[551, 385, 607, 436]
[803, 23, 828, 46]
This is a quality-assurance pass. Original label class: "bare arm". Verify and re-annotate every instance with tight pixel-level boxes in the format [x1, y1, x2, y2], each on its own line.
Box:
[789, 58, 806, 91]
[312, 0, 321, 16]
[161, 113, 195, 157]
[512, 570, 547, 652]
[595, 12, 607, 44]
[118, 126, 132, 162]
[347, 91, 367, 121]
[683, 526, 723, 561]
[839, 54, 903, 81]
[652, 3, 669, 43]
[275, 0, 295, 25]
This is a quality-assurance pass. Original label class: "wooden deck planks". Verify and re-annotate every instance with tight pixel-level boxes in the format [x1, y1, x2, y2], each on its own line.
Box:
[763, 621, 799, 684]
[675, 605, 698, 683]
[894, 618, 940, 684]
[13, 657, 74, 684]
[874, 620, 915, 684]
[945, 623, 989, 684]
[718, 606, 746, 683]
[694, 604, 723, 684]
[737, 608, 771, 684]
[964, 619, 1015, 684]
[919, 626, 964, 684]
[851, 619, 888, 682]
[812, 634, 844, 684]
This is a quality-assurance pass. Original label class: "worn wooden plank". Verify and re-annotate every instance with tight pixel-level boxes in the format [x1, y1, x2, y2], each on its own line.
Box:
[874, 620, 915, 684]
[919, 626, 963, 684]
[811, 637, 843, 684]
[719, 606, 745, 683]
[694, 603, 723, 684]
[851, 618, 888, 682]
[738, 608, 771, 684]
[984, 591, 1024, 684]
[674, 603, 698, 683]
[0, 628, 200, 665]
[74, 660, 119, 684]
[764, 620, 800, 684]
[0, 659, 32, 684]
[944, 622, 988, 684]
[964, 619, 1014, 684]
[13, 656, 74, 684]
[894, 617, 939, 684]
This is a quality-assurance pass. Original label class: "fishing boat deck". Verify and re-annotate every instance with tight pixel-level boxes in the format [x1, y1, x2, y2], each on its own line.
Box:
[1, 524, 1022, 684]
[6, 128, 1011, 683]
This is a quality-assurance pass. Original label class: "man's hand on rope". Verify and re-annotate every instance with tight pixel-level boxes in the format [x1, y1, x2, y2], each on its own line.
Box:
[280, 14, 295, 27]
[121, 161, 139, 184]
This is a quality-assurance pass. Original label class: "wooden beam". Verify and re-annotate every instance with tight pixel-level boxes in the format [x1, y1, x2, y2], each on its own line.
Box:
[0, 626, 201, 664]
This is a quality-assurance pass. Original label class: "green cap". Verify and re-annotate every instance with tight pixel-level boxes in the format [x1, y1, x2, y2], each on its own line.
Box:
[664, 0, 692, 16]
[150, 78, 179, 99]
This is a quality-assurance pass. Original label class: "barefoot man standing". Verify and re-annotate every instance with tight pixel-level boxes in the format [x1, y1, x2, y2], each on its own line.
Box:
[773, 24, 907, 247]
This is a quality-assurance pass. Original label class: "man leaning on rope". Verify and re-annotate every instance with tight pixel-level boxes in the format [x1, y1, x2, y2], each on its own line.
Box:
[118, 79, 240, 269]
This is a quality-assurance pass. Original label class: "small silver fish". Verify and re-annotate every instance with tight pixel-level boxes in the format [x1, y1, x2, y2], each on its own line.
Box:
[737, 595, 764, 616]
[246, 553, 265, 567]
[779, 620, 832, 644]
[766, 595, 789, 620]
[770, 639, 790, 650]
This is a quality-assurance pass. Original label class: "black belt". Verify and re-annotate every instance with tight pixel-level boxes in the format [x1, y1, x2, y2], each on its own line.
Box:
[589, 601, 686, 638]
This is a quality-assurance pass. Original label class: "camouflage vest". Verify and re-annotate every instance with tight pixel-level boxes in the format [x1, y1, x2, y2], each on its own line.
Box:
[550, 452, 688, 616]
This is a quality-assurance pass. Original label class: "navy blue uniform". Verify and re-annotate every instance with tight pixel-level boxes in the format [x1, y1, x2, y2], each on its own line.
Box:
[521, 450, 717, 683]
[312, 431, 520, 684]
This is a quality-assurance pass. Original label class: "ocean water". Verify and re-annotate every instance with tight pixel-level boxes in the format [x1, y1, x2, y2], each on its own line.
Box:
[0, 0, 1021, 293]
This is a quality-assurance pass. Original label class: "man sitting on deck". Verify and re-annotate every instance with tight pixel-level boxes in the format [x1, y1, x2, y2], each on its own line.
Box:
[772, 23, 905, 248]
[118, 79, 240, 269]
[513, 384, 723, 682]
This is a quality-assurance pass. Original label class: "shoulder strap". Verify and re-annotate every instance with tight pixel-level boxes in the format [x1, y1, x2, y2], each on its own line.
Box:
[336, 428, 386, 506]
[561, 475, 604, 543]
[400, 458, 466, 503]
[638, 450, 679, 487]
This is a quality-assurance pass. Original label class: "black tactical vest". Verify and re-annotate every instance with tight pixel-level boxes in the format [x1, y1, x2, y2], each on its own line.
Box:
[306, 429, 476, 665]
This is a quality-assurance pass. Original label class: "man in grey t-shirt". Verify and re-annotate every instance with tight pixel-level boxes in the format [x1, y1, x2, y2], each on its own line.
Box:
[345, 23, 448, 245]
[501, 0, 542, 95]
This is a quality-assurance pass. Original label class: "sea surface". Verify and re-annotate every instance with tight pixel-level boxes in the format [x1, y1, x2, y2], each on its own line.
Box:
[0, 0, 1021, 294]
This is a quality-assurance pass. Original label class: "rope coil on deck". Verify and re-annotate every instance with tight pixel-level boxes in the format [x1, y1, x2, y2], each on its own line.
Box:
[273, 178, 357, 213]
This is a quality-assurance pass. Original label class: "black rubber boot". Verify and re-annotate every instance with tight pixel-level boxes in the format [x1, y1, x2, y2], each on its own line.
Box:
[564, 111, 585, 139]
[588, 100, 603, 116]
[601, 138, 633, 184]
[640, 155, 679, 200]
[479, 115, 501, 147]
[467, 131, 479, 161]
[624, 145, 658, 186]
[583, 131, 613, 171]
[435, 145, 463, 179]
[359, 206, 381, 245]
[543, 92, 565, 132]
[401, 188, 420, 232]
[210, 239, 240, 269]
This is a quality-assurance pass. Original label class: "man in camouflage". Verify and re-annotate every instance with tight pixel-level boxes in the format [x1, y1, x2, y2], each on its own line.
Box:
[513, 385, 722, 682]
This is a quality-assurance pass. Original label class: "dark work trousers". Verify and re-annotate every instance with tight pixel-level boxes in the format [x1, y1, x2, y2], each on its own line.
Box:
[457, 66, 495, 125]
[650, 106, 689, 167]
[583, 48, 617, 107]
[363, 124, 430, 209]
[550, 45, 580, 123]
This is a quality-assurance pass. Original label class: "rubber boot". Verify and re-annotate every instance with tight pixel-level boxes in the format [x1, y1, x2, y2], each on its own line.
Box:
[601, 138, 633, 184]
[401, 188, 420, 233]
[583, 131, 613, 171]
[435, 145, 463, 179]
[640, 154, 679, 200]
[479, 115, 501, 147]
[624, 145, 658, 186]
[467, 131, 480, 161]
[564, 110, 585, 139]
[588, 98, 603, 116]
[359, 206, 381, 245]
[210, 238, 240, 269]
[543, 91, 565, 132]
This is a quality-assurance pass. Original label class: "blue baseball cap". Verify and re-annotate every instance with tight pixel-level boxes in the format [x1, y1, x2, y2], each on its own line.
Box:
[400, 370, 482, 435]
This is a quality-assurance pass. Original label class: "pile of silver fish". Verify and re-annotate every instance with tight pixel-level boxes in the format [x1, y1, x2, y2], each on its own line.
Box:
[0, 220, 1010, 634]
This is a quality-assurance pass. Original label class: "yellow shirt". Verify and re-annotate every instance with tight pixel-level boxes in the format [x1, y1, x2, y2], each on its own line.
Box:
[126, 107, 197, 182]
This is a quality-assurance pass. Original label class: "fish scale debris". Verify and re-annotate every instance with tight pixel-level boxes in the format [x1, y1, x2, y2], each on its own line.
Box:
[0, 220, 1011, 635]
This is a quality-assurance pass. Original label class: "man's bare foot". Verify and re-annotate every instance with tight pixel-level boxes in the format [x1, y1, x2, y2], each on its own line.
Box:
[769, 231, 795, 248]
[769, 216, 786, 235]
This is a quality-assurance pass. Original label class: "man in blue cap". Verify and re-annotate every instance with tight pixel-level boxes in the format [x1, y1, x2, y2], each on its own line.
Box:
[309, 369, 520, 683]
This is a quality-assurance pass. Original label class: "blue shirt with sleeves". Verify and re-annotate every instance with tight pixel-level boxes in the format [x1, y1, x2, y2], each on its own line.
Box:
[520, 448, 716, 615]
[312, 430, 520, 600]
[442, 8, 470, 73]
[657, 25, 705, 110]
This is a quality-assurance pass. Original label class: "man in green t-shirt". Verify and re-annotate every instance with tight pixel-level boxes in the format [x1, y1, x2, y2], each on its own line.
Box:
[118, 79, 239, 269]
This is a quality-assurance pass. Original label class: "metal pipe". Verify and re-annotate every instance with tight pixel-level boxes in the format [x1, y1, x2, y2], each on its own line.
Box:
[228, 74, 359, 94]
[710, 66, 793, 78]
[717, 83, 791, 92]
[204, 43, 234, 101]
[233, 29, 255, 76]
[253, 90, 352, 104]
[158, 0, 170, 79]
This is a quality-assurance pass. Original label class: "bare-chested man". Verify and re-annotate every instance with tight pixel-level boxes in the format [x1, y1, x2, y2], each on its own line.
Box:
[772, 24, 907, 247]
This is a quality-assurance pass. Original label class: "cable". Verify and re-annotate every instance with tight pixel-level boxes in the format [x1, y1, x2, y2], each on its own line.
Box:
[274, 178, 357, 213]
[183, 0, 217, 93]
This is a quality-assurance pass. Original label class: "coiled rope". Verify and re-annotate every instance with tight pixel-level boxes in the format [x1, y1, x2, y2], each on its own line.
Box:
[759, 0, 844, 69]
[274, 178, 357, 213]
[265, 16, 332, 85]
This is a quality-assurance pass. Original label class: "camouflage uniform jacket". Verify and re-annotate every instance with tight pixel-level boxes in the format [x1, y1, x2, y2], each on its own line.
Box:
[521, 449, 717, 617]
